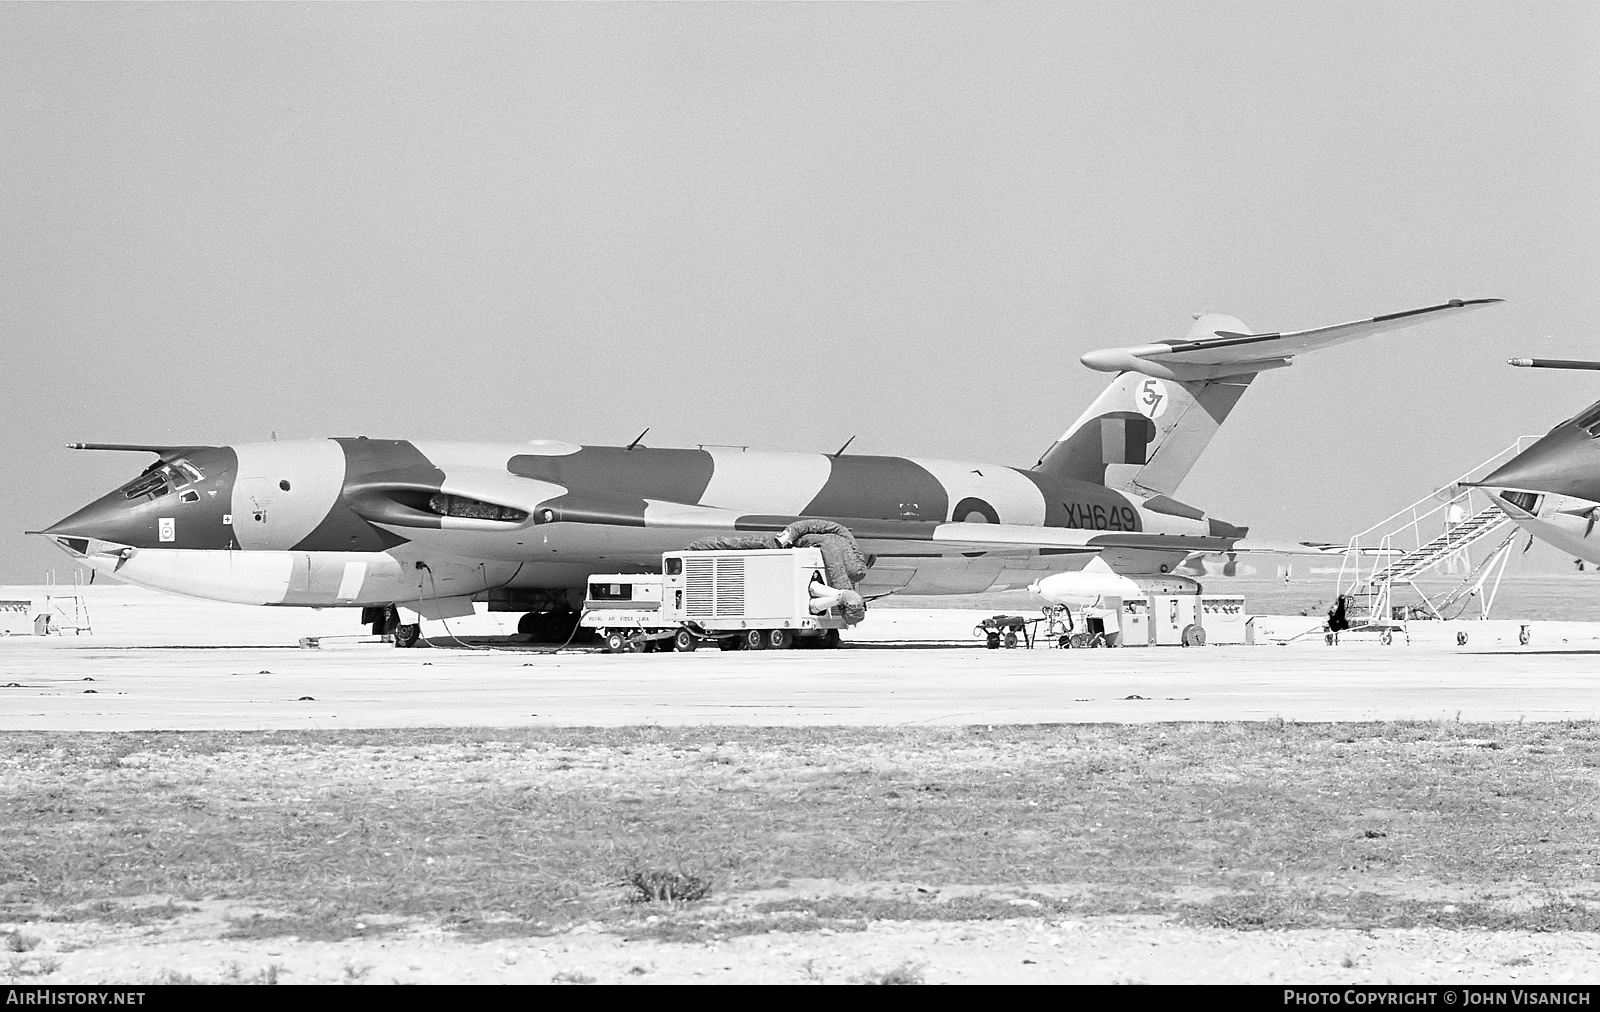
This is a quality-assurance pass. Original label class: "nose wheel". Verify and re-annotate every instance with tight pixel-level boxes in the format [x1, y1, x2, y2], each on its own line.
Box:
[393, 623, 422, 648]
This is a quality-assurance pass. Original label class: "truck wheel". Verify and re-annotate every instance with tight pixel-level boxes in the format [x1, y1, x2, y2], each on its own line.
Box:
[604, 632, 626, 653]
[673, 629, 698, 652]
[742, 629, 765, 650]
[394, 624, 422, 648]
[767, 629, 794, 650]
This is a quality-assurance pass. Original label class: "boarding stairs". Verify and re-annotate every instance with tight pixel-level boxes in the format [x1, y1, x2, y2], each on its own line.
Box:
[1336, 438, 1539, 625]
[1372, 504, 1510, 586]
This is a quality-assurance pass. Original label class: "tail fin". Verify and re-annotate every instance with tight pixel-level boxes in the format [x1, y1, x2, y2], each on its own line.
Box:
[1036, 299, 1503, 495]
[1034, 358, 1254, 495]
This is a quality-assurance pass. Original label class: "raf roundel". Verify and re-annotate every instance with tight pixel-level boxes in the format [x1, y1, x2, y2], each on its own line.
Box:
[1136, 378, 1168, 420]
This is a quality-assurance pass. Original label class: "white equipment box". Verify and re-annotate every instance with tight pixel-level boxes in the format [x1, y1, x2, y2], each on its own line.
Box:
[582, 547, 848, 651]
[1199, 595, 1250, 645]
[0, 600, 35, 636]
[1118, 598, 1151, 647]
[1150, 595, 1200, 646]
[1117, 594, 1250, 647]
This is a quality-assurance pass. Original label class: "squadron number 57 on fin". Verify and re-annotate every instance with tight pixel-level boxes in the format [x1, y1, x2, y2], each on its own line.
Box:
[35, 299, 1499, 641]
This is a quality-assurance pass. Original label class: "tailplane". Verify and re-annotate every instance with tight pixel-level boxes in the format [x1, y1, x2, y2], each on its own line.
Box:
[1034, 299, 1502, 495]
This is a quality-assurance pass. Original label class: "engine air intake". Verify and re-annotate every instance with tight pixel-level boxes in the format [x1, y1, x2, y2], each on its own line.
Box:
[426, 494, 529, 523]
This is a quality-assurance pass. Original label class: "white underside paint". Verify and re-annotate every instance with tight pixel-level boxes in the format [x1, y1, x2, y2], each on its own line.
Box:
[86, 549, 297, 605]
[80, 549, 422, 607]
[1500, 497, 1600, 565]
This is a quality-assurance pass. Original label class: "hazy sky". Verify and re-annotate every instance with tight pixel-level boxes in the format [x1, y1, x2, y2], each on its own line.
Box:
[4, 2, 1598, 583]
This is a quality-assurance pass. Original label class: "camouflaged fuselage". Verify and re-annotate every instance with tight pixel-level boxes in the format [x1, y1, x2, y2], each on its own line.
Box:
[45, 437, 1246, 605]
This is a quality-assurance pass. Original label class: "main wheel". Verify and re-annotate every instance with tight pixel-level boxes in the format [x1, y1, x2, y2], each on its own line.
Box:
[742, 629, 765, 650]
[394, 623, 422, 648]
[673, 629, 698, 652]
[767, 629, 794, 650]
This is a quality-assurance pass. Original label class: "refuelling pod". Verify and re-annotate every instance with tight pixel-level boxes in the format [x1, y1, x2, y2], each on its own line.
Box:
[1031, 569, 1201, 608]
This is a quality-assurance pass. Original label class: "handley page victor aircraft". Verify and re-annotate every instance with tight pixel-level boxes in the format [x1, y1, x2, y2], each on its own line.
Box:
[35, 299, 1499, 642]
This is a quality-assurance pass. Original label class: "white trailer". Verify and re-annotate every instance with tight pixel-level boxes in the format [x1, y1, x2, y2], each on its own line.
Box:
[1114, 594, 1250, 647]
[582, 547, 850, 652]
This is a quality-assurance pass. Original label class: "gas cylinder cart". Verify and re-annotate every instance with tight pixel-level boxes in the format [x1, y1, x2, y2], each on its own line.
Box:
[974, 614, 1044, 649]
[581, 547, 850, 652]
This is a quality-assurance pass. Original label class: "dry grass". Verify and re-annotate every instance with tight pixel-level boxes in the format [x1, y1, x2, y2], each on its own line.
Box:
[3, 722, 1600, 939]
[623, 867, 712, 904]
[853, 959, 925, 984]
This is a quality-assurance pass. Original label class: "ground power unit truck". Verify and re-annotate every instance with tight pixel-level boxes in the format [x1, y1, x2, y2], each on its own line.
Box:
[581, 547, 851, 652]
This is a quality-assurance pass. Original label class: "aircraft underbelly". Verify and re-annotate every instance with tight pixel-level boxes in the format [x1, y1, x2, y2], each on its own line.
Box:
[82, 547, 520, 608]
[1505, 511, 1600, 565]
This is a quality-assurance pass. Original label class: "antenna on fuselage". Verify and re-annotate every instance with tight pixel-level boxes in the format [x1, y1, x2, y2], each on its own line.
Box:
[625, 427, 650, 451]
[832, 435, 856, 457]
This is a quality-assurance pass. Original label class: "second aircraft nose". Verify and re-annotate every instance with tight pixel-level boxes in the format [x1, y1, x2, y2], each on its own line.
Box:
[1476, 420, 1600, 502]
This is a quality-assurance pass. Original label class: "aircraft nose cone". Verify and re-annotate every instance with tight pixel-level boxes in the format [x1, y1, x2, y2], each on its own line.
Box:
[1478, 424, 1600, 502]
[41, 489, 145, 546]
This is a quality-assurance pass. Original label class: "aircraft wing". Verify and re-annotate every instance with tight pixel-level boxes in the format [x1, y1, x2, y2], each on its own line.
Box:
[1080, 299, 1501, 380]
[648, 502, 1295, 558]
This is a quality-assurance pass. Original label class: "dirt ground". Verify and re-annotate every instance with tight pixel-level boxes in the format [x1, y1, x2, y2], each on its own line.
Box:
[6, 723, 1600, 985]
[7, 904, 1600, 984]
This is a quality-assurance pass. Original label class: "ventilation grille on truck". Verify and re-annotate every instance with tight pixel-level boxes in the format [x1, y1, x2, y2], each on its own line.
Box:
[683, 557, 746, 617]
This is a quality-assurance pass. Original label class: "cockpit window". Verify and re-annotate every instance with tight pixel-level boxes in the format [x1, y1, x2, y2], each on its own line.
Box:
[121, 460, 201, 499]
[123, 472, 168, 499]
[1574, 402, 1600, 438]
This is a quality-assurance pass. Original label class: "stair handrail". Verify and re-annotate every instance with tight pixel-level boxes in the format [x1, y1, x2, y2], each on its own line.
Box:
[1346, 437, 1540, 548]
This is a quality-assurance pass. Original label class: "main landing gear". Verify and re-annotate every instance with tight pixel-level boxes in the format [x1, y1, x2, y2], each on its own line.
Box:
[364, 605, 423, 649]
